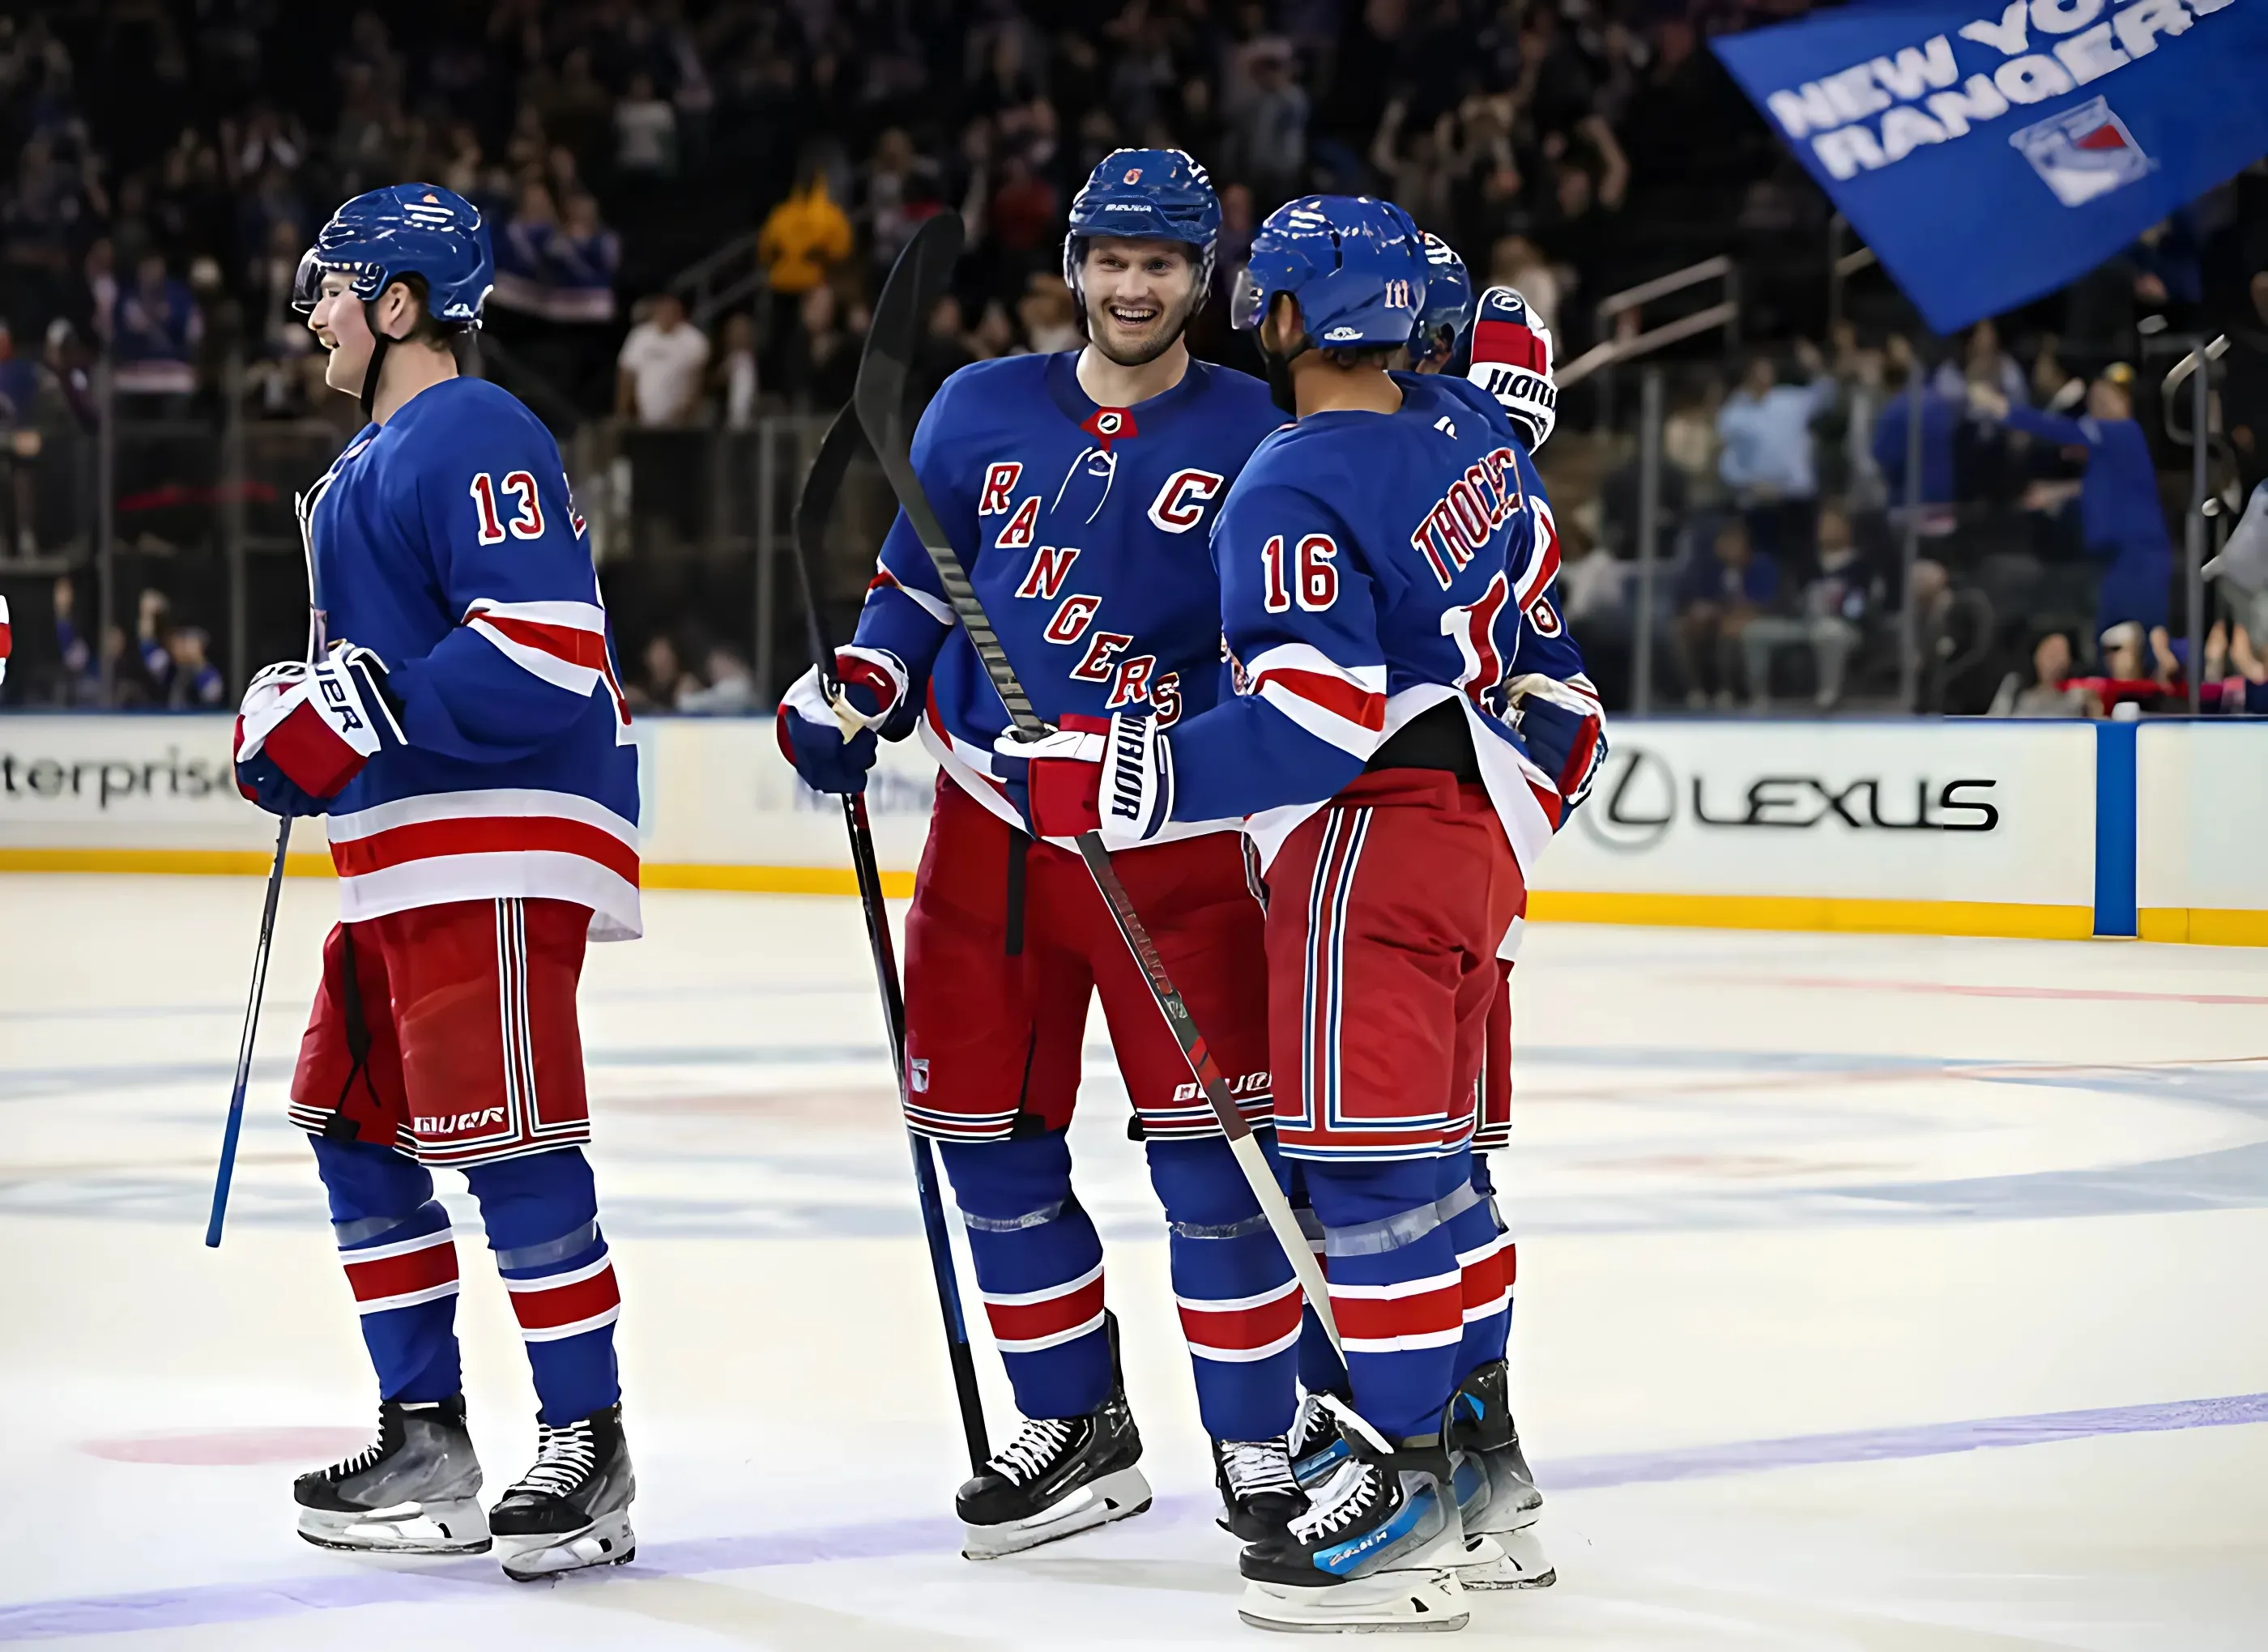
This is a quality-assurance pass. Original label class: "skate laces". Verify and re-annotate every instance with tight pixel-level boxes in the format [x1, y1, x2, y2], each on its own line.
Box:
[1288, 1456, 1385, 1543]
[1290, 1393, 1338, 1458]
[508, 1419, 597, 1500]
[325, 1406, 401, 1480]
[988, 1417, 1079, 1486]
[1218, 1438, 1298, 1499]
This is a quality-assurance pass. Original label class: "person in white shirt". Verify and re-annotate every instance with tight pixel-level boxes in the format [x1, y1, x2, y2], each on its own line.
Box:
[616, 293, 710, 427]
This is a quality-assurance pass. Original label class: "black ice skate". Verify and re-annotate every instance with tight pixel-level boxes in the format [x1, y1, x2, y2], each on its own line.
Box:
[489, 1402, 637, 1582]
[1289, 1387, 1353, 1490]
[957, 1312, 1151, 1559]
[1443, 1359, 1554, 1589]
[1238, 1400, 1468, 1633]
[294, 1394, 490, 1555]
[1214, 1436, 1308, 1541]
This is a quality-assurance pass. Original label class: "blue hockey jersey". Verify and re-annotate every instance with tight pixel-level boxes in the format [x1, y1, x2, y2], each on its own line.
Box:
[1166, 372, 1579, 919]
[305, 376, 640, 939]
[853, 350, 1285, 841]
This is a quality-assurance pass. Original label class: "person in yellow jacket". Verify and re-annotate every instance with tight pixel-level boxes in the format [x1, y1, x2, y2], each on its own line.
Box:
[758, 170, 853, 300]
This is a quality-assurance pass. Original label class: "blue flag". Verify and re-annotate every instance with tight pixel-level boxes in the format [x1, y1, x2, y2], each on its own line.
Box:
[1712, 0, 2268, 334]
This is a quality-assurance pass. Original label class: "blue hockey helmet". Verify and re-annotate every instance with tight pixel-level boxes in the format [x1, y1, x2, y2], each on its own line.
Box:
[292, 183, 493, 331]
[1062, 148, 1222, 295]
[1230, 195, 1427, 352]
[1410, 232, 1474, 370]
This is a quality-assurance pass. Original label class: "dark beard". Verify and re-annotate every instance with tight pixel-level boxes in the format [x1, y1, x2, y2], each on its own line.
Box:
[1260, 340, 1307, 415]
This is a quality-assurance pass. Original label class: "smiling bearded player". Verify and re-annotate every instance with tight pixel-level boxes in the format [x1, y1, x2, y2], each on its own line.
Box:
[776, 150, 1316, 1556]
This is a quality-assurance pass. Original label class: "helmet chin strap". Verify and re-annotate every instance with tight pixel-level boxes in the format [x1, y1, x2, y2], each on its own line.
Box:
[357, 300, 411, 419]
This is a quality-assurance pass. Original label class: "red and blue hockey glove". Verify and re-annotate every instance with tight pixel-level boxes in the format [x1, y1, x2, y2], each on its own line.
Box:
[233, 643, 404, 815]
[1506, 673, 1604, 818]
[993, 713, 1110, 839]
[1468, 286, 1557, 453]
[0, 593, 11, 692]
[995, 709, 1174, 846]
[774, 646, 905, 795]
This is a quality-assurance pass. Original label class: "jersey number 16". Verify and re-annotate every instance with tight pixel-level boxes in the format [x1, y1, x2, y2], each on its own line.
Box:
[1260, 533, 1340, 614]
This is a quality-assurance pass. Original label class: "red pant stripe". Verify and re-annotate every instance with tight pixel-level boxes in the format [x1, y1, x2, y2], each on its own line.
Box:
[983, 1264, 1106, 1352]
[342, 1229, 459, 1314]
[505, 1256, 621, 1342]
[1176, 1278, 1304, 1362]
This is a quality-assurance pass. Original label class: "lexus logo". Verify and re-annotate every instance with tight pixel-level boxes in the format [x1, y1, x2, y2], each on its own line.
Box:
[1579, 747, 2001, 854]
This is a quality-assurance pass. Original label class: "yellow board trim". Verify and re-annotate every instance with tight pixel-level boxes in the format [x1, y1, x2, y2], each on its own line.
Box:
[1524, 889, 2097, 941]
[6, 850, 2261, 945]
[2137, 907, 2268, 947]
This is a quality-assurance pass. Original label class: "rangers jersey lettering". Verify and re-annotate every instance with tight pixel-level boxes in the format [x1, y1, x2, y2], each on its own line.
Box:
[850, 351, 1284, 841]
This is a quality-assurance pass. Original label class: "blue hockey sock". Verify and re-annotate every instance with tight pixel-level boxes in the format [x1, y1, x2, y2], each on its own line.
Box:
[464, 1147, 620, 1426]
[939, 1131, 1111, 1420]
[1304, 1156, 1463, 1442]
[1455, 1152, 1511, 1381]
[311, 1135, 463, 1403]
[1148, 1132, 1299, 1441]
[1285, 1161, 1351, 1398]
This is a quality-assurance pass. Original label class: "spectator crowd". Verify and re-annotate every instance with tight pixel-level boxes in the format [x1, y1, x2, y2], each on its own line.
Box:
[1, 0, 2260, 717]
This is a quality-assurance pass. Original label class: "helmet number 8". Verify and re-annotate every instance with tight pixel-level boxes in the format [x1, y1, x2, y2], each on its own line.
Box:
[1260, 533, 1341, 614]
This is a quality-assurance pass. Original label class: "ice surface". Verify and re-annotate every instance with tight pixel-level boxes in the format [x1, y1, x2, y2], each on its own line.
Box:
[3, 875, 2264, 1648]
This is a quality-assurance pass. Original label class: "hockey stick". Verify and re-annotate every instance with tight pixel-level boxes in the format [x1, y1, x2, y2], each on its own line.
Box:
[207, 495, 329, 1247]
[787, 397, 992, 1475]
[853, 213, 1342, 1352]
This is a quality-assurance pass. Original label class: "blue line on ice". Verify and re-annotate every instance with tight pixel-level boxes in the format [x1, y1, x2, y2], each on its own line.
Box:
[3, 1391, 2262, 1642]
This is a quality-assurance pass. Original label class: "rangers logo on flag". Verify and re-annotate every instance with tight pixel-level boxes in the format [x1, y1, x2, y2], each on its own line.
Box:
[2010, 99, 2155, 210]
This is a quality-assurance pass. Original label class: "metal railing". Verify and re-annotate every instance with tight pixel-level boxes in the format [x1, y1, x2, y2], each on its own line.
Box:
[2164, 334, 2232, 716]
[1825, 215, 1880, 336]
[1576, 255, 1742, 427]
[669, 231, 770, 332]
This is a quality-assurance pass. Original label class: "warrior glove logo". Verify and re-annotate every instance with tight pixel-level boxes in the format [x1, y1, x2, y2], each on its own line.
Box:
[2011, 98, 2154, 207]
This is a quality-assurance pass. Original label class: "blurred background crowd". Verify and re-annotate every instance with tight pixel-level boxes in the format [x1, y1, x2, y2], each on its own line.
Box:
[1, 0, 2262, 717]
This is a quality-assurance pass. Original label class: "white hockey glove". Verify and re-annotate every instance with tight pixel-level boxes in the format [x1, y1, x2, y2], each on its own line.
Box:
[1097, 707, 1174, 849]
[1468, 287, 1557, 453]
[235, 641, 404, 800]
[2204, 480, 2268, 598]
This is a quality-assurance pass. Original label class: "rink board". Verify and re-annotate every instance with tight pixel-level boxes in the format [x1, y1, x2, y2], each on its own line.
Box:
[0, 712, 2253, 943]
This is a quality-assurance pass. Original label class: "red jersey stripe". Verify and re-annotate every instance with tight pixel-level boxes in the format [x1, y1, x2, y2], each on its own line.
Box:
[1256, 666, 1388, 731]
[473, 611, 611, 670]
[330, 814, 642, 885]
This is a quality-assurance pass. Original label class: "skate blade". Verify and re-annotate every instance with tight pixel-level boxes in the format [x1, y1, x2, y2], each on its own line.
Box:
[1238, 1569, 1468, 1633]
[1455, 1526, 1554, 1590]
[1467, 1484, 1544, 1536]
[961, 1465, 1153, 1560]
[496, 1511, 637, 1582]
[296, 1498, 491, 1556]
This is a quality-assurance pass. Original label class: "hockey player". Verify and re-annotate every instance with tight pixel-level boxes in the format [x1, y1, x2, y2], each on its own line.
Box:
[774, 151, 1311, 1554]
[1017, 195, 1599, 1631]
[231, 185, 639, 1582]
